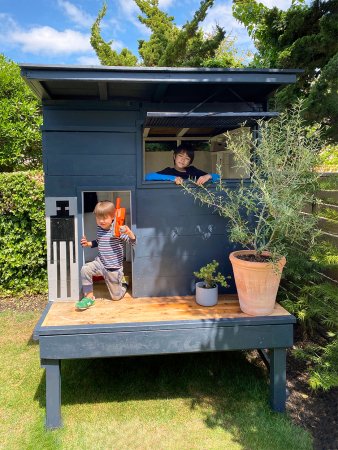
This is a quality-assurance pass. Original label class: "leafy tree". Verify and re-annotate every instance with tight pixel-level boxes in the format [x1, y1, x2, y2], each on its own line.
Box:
[91, 0, 243, 67]
[232, 0, 338, 139]
[0, 54, 42, 172]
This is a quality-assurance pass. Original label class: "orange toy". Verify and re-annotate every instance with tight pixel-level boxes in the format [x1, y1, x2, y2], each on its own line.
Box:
[114, 197, 126, 237]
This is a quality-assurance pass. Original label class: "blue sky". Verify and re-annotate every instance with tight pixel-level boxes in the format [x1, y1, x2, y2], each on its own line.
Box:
[0, 0, 303, 66]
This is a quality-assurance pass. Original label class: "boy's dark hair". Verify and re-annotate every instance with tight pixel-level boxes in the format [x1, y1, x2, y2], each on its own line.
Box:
[174, 144, 194, 165]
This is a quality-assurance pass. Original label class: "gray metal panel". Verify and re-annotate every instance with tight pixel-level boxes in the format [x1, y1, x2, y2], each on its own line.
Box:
[39, 324, 294, 359]
[145, 112, 278, 128]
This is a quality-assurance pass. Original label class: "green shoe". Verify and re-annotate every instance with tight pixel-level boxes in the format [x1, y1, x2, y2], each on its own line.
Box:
[75, 297, 95, 310]
[122, 275, 129, 287]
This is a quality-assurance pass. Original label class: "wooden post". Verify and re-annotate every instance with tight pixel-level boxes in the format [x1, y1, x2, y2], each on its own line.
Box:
[41, 359, 62, 429]
[269, 348, 286, 412]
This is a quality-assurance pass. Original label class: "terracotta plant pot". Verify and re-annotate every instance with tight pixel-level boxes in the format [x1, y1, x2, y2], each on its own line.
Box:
[195, 282, 218, 306]
[229, 250, 286, 316]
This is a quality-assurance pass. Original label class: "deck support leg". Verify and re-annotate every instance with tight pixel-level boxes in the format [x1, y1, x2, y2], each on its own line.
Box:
[269, 348, 286, 412]
[41, 359, 62, 429]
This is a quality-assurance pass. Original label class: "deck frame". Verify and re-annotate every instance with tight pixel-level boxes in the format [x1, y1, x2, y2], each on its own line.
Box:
[34, 298, 295, 429]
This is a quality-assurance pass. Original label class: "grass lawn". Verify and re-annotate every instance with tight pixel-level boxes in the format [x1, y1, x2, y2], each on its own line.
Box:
[0, 311, 313, 450]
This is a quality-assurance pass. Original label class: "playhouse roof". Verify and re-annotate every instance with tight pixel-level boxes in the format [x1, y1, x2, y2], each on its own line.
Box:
[20, 64, 301, 103]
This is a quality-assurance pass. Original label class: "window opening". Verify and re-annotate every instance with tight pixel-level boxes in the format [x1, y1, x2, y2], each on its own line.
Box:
[144, 128, 251, 180]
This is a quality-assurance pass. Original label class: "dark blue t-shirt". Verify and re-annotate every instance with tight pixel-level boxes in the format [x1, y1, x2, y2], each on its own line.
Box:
[157, 165, 207, 180]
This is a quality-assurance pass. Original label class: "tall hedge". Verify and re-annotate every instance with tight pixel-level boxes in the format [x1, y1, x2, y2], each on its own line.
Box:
[0, 171, 47, 295]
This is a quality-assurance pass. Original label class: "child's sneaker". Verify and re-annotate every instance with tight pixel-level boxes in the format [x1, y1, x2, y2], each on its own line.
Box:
[75, 297, 95, 310]
[122, 275, 129, 289]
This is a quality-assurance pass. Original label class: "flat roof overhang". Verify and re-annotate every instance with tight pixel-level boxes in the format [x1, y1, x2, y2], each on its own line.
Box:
[19, 64, 302, 103]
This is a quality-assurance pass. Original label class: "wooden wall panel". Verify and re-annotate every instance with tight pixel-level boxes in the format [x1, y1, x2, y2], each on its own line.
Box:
[133, 188, 236, 297]
[43, 109, 140, 128]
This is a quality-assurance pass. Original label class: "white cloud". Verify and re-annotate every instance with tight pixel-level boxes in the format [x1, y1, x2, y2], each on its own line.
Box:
[58, 0, 95, 28]
[158, 0, 175, 8]
[9, 26, 92, 55]
[76, 55, 100, 65]
[116, 0, 152, 35]
[201, 3, 253, 48]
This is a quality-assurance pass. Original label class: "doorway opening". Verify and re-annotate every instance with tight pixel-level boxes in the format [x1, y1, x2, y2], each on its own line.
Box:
[82, 190, 133, 299]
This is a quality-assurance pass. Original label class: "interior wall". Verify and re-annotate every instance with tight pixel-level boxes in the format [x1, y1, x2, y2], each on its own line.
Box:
[145, 151, 212, 174]
[83, 191, 132, 263]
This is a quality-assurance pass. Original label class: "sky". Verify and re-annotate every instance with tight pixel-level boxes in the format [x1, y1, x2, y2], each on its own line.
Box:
[0, 0, 305, 66]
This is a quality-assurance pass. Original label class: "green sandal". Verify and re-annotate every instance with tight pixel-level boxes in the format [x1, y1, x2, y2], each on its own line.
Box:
[75, 297, 95, 310]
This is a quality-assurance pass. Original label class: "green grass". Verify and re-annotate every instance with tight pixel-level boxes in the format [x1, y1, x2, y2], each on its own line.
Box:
[0, 311, 313, 450]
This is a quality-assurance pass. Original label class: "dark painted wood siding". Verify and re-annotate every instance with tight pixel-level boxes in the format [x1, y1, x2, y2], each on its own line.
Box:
[42, 103, 238, 298]
[42, 108, 140, 196]
[134, 188, 236, 297]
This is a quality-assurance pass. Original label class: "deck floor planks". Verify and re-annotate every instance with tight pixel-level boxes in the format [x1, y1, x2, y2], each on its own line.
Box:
[41, 294, 291, 328]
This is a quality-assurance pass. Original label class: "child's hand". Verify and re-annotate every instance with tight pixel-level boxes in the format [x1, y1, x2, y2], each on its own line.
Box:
[175, 176, 184, 185]
[120, 225, 135, 240]
[81, 235, 90, 247]
[196, 174, 212, 185]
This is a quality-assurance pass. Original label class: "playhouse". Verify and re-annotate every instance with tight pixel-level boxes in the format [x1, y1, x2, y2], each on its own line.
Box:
[21, 65, 299, 428]
[21, 64, 301, 300]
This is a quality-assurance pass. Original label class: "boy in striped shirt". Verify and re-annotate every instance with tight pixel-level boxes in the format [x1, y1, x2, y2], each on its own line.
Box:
[76, 201, 136, 310]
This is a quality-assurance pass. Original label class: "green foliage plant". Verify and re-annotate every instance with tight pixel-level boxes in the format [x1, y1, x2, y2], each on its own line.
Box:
[90, 3, 138, 66]
[280, 244, 338, 390]
[232, 0, 338, 139]
[0, 171, 47, 295]
[90, 0, 243, 68]
[182, 102, 323, 264]
[0, 54, 42, 172]
[194, 259, 229, 289]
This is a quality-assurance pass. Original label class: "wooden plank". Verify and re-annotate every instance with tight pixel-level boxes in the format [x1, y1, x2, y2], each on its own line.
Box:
[317, 190, 338, 204]
[39, 324, 294, 359]
[47, 154, 135, 176]
[43, 132, 136, 155]
[41, 295, 291, 328]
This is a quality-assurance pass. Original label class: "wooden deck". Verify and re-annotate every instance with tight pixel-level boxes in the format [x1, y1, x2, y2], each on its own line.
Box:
[34, 294, 296, 429]
[42, 294, 291, 328]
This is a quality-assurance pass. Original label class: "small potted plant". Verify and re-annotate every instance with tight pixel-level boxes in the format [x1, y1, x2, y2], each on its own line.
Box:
[183, 102, 323, 315]
[194, 260, 229, 306]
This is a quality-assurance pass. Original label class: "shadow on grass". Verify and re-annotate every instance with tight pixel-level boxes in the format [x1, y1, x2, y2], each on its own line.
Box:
[34, 351, 301, 448]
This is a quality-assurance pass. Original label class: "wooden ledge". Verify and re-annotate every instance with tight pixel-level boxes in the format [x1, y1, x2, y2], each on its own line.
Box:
[41, 294, 292, 328]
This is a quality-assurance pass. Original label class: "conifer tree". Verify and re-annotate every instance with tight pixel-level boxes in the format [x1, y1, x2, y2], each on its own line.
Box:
[90, 0, 233, 68]
[90, 3, 138, 66]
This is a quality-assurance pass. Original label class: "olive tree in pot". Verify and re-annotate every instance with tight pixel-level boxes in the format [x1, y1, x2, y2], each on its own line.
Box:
[183, 103, 323, 315]
[194, 260, 229, 306]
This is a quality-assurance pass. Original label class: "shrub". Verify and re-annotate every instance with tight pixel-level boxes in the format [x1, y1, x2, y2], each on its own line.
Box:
[182, 102, 322, 264]
[0, 171, 47, 295]
[194, 260, 229, 289]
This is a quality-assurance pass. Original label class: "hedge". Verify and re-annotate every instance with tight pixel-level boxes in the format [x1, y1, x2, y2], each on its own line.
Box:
[0, 170, 47, 295]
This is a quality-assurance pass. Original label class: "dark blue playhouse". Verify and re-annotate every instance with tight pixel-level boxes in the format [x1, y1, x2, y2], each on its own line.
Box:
[21, 64, 298, 428]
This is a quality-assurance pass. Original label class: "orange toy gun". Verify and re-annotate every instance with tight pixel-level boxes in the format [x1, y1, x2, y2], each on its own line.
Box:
[114, 197, 126, 237]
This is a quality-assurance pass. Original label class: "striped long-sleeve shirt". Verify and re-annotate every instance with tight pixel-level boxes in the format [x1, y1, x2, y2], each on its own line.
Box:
[91, 224, 136, 270]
